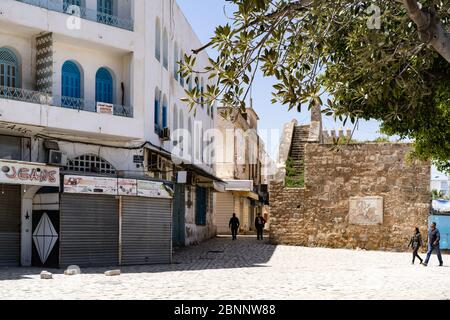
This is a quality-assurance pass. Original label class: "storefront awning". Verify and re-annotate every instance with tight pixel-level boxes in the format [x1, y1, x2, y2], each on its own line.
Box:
[233, 190, 260, 201]
[224, 180, 254, 192]
[182, 164, 224, 183]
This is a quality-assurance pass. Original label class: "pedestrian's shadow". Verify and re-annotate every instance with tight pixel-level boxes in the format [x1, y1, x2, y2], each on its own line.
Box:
[0, 236, 276, 280]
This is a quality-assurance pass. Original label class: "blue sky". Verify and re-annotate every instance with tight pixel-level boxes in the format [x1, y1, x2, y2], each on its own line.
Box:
[177, 0, 383, 157]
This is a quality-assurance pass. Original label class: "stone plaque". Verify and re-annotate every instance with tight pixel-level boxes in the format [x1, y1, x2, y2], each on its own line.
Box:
[349, 197, 384, 225]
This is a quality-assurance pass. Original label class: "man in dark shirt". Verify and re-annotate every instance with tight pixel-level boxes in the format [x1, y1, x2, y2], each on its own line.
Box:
[423, 222, 444, 267]
[229, 213, 240, 241]
[255, 214, 267, 240]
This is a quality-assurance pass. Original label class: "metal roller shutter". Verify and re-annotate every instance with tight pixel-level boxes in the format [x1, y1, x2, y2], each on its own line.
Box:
[122, 197, 172, 265]
[60, 194, 119, 267]
[0, 185, 21, 266]
[215, 192, 235, 234]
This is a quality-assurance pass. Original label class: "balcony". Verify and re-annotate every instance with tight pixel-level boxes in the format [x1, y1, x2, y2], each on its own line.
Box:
[16, 0, 134, 31]
[0, 86, 133, 118]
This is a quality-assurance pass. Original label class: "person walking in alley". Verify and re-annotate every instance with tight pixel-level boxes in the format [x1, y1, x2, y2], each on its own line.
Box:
[229, 213, 240, 241]
[408, 227, 424, 265]
[423, 222, 444, 267]
[255, 213, 267, 240]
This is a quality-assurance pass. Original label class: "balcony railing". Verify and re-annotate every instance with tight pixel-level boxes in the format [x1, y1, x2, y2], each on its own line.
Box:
[16, 0, 134, 31]
[0, 86, 133, 118]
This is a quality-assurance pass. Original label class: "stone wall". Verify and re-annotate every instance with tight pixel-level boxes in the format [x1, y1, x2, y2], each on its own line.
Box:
[270, 143, 431, 251]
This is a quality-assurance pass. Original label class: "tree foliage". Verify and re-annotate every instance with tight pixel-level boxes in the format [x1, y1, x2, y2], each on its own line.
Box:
[180, 0, 450, 172]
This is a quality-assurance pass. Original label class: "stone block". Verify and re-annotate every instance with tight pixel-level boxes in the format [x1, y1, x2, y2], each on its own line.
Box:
[40, 271, 53, 280]
[105, 270, 121, 277]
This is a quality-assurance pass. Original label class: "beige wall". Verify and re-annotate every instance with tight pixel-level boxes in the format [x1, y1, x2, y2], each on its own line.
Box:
[270, 143, 431, 252]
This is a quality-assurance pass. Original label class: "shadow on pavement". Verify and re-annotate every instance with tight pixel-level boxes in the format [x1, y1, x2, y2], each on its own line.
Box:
[0, 236, 277, 280]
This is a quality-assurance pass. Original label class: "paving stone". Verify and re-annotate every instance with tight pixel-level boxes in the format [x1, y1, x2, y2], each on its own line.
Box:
[0, 237, 448, 300]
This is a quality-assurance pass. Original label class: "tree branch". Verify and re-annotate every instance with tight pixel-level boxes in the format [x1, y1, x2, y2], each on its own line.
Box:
[402, 0, 450, 62]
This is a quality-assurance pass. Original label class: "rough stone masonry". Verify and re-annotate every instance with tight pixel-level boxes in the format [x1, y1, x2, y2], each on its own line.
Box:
[270, 140, 431, 252]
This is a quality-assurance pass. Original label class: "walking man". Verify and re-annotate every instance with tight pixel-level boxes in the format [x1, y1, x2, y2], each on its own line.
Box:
[229, 213, 240, 241]
[255, 213, 267, 240]
[423, 222, 444, 267]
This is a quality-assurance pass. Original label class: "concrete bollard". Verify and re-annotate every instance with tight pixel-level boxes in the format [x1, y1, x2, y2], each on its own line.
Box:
[104, 270, 121, 277]
[40, 271, 53, 280]
[64, 265, 81, 276]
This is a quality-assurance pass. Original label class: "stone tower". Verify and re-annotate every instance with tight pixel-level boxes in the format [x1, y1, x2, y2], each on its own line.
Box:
[308, 104, 323, 143]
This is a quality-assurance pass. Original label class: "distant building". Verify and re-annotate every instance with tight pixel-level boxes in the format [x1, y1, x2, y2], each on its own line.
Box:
[214, 106, 273, 234]
[430, 166, 450, 197]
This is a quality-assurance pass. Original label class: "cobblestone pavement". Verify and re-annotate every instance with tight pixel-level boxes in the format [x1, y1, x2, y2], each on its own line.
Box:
[1, 236, 449, 300]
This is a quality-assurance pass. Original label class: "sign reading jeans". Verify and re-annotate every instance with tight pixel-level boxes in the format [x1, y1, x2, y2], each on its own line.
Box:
[0, 160, 59, 187]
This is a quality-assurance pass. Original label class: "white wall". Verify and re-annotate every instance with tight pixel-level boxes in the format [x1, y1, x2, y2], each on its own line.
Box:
[144, 0, 216, 174]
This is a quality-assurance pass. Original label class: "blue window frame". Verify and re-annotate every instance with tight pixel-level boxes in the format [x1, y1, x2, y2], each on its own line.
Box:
[0, 48, 18, 88]
[98, 0, 113, 15]
[95, 67, 113, 105]
[61, 61, 81, 108]
[162, 102, 168, 129]
[63, 0, 81, 11]
[195, 187, 207, 226]
[155, 20, 161, 62]
[154, 92, 160, 133]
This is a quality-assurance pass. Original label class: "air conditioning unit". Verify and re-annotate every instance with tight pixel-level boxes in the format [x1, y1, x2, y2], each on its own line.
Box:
[160, 127, 171, 141]
[147, 151, 165, 172]
[48, 150, 67, 166]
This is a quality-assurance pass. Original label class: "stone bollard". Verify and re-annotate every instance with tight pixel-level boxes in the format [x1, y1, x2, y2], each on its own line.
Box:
[64, 265, 81, 276]
[104, 270, 121, 277]
[40, 271, 53, 280]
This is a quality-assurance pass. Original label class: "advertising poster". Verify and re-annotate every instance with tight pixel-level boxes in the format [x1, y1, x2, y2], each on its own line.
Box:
[63, 175, 117, 195]
[118, 178, 138, 196]
[137, 180, 172, 199]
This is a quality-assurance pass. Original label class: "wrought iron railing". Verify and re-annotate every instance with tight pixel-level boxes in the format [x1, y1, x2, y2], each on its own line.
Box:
[16, 0, 134, 31]
[0, 86, 133, 118]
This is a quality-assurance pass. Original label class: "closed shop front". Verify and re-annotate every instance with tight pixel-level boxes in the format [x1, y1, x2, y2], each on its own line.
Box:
[122, 197, 172, 265]
[0, 184, 21, 267]
[215, 192, 235, 234]
[60, 175, 173, 267]
[0, 159, 60, 267]
[60, 193, 119, 267]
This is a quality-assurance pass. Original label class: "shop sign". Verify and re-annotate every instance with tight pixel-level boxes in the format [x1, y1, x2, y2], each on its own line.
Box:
[97, 102, 114, 115]
[0, 160, 59, 187]
[63, 175, 117, 195]
[63, 175, 172, 199]
[137, 180, 172, 199]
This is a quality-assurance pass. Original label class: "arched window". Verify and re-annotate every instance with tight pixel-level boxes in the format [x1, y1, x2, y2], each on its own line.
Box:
[200, 78, 205, 108]
[179, 50, 185, 86]
[61, 61, 81, 108]
[95, 67, 113, 104]
[155, 19, 161, 61]
[0, 48, 19, 88]
[63, 0, 81, 9]
[98, 0, 113, 15]
[173, 42, 179, 80]
[179, 109, 184, 130]
[188, 117, 193, 161]
[195, 76, 200, 104]
[188, 75, 193, 91]
[162, 28, 168, 69]
[154, 88, 161, 133]
[173, 104, 178, 131]
[66, 154, 116, 174]
[162, 95, 168, 129]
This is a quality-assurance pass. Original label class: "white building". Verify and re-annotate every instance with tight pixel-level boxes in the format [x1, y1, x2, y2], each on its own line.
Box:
[0, 0, 218, 268]
[431, 166, 450, 197]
